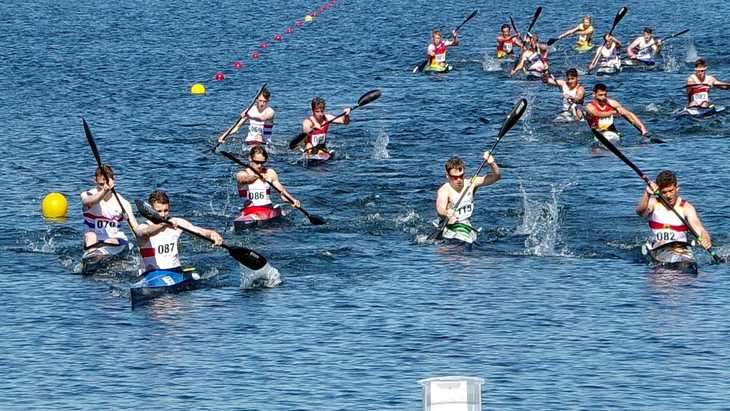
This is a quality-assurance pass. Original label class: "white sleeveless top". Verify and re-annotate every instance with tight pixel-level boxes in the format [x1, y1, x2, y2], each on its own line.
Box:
[139, 225, 182, 272]
[82, 188, 128, 243]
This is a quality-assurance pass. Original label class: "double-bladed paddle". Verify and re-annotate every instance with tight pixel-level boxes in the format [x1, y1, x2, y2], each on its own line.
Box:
[413, 10, 479, 73]
[219, 151, 327, 225]
[591, 129, 721, 263]
[427, 98, 528, 241]
[288, 89, 381, 150]
[636, 29, 689, 53]
[510, 6, 542, 40]
[135, 200, 269, 270]
[588, 7, 628, 74]
[211, 82, 267, 153]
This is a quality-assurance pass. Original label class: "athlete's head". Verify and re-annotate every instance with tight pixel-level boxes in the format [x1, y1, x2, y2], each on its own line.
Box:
[500, 24, 510, 35]
[655, 170, 679, 204]
[694, 59, 708, 78]
[593, 83, 608, 102]
[94, 164, 114, 186]
[642, 27, 653, 41]
[566, 68, 579, 79]
[602, 32, 613, 43]
[148, 190, 171, 217]
[249, 144, 269, 167]
[432, 29, 442, 43]
[255, 87, 271, 111]
[311, 96, 326, 119]
[582, 15, 592, 26]
[445, 156, 465, 188]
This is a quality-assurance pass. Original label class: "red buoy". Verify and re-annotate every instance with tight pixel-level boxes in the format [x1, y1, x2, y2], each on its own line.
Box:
[215, 72, 225, 80]
[252, 51, 260, 60]
[274, 33, 283, 41]
[285, 27, 293, 34]
[233, 61, 243, 69]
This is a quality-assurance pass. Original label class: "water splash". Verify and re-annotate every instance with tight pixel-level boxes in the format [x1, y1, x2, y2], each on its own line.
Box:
[685, 38, 698, 63]
[372, 130, 390, 160]
[663, 44, 680, 73]
[481, 52, 502, 72]
[515, 182, 573, 256]
[521, 90, 537, 142]
[646, 102, 660, 112]
[240, 262, 282, 289]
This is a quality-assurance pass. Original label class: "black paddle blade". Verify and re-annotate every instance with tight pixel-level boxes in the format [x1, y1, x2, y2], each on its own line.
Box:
[547, 37, 558, 46]
[497, 98, 528, 138]
[613, 7, 628, 28]
[357, 89, 381, 107]
[667, 29, 689, 40]
[82, 118, 103, 167]
[135, 200, 167, 224]
[527, 6, 542, 33]
[454, 10, 479, 33]
[289, 131, 309, 150]
[307, 213, 327, 225]
[228, 246, 268, 270]
[509, 16, 518, 33]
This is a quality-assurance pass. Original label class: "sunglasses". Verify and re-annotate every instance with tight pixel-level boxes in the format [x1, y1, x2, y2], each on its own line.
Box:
[251, 159, 267, 165]
[448, 173, 465, 180]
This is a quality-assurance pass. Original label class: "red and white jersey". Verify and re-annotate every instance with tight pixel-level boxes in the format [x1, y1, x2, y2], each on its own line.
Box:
[497, 37, 514, 54]
[648, 198, 689, 247]
[306, 116, 330, 147]
[82, 188, 128, 242]
[139, 225, 182, 272]
[428, 41, 448, 65]
[239, 174, 273, 207]
[587, 100, 614, 130]
[687, 74, 710, 106]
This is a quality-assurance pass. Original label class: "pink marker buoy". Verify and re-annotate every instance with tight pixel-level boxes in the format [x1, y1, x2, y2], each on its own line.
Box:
[233, 61, 243, 69]
[260, 42, 268, 49]
[274, 33, 283, 41]
[285, 27, 293, 34]
[295, 20, 303, 27]
[215, 72, 225, 80]
[252, 51, 260, 60]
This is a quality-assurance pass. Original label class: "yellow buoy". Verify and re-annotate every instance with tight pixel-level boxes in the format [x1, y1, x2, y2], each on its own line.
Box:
[304, 15, 314, 22]
[42, 192, 68, 219]
[191, 83, 206, 95]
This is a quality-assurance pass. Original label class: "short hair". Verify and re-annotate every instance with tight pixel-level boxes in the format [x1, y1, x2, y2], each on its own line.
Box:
[311, 96, 326, 111]
[656, 170, 677, 188]
[95, 165, 114, 181]
[643, 27, 653, 34]
[148, 190, 170, 206]
[500, 24, 510, 31]
[593, 83, 608, 93]
[249, 144, 269, 160]
[694, 58, 707, 68]
[445, 156, 465, 172]
[566, 68, 578, 78]
[432, 28, 442, 36]
[260, 87, 271, 100]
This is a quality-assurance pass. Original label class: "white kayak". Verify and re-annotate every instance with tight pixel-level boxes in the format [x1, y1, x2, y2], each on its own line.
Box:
[442, 222, 479, 244]
[81, 242, 131, 275]
[674, 104, 726, 119]
[641, 242, 698, 274]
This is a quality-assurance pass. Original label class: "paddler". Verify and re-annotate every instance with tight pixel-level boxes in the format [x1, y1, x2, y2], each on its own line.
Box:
[556, 15, 594, 49]
[636, 170, 712, 253]
[301, 96, 350, 154]
[218, 87, 275, 147]
[81, 165, 139, 249]
[585, 83, 648, 141]
[626, 27, 662, 65]
[425, 28, 459, 70]
[509, 33, 549, 79]
[236, 145, 301, 220]
[543, 68, 585, 121]
[496, 24, 520, 59]
[588, 33, 622, 72]
[686, 58, 730, 108]
[435, 152, 501, 240]
[135, 190, 223, 274]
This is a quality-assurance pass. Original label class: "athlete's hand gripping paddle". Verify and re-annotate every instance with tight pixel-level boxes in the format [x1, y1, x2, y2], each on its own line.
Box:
[427, 98, 528, 242]
[591, 129, 721, 263]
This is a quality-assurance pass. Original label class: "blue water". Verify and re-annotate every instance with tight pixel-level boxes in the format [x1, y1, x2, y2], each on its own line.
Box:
[3, 0, 730, 409]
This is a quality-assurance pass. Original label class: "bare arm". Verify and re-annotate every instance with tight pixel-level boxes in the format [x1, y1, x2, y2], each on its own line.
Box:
[636, 181, 657, 216]
[268, 170, 301, 208]
[329, 111, 350, 125]
[510, 53, 528, 76]
[80, 188, 108, 208]
[175, 218, 223, 246]
[435, 186, 451, 218]
[684, 203, 712, 248]
[610, 99, 648, 135]
[559, 24, 581, 39]
[236, 169, 258, 185]
[475, 153, 501, 188]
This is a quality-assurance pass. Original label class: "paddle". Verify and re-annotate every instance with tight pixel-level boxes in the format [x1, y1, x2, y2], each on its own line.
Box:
[588, 7, 628, 74]
[82, 119, 132, 223]
[591, 129, 721, 263]
[288, 89, 381, 150]
[526, 6, 542, 34]
[219, 151, 327, 225]
[635, 29, 688, 54]
[211, 82, 267, 153]
[135, 200, 269, 270]
[427, 98, 528, 241]
[681, 83, 730, 90]
[413, 10, 479, 73]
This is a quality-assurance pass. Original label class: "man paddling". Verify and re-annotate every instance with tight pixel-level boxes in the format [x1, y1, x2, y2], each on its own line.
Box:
[435, 152, 500, 242]
[588, 33, 622, 72]
[636, 170, 712, 254]
[218, 87, 275, 147]
[135, 190, 223, 274]
[543, 68, 585, 121]
[686, 58, 730, 108]
[496, 24, 520, 59]
[627, 27, 662, 65]
[301, 96, 351, 154]
[585, 83, 648, 142]
[510, 33, 549, 79]
[556, 15, 594, 50]
[236, 145, 301, 221]
[425, 28, 459, 70]
[81, 165, 139, 249]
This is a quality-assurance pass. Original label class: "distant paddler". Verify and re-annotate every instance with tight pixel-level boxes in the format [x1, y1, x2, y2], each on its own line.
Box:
[81, 165, 138, 250]
[636, 170, 712, 266]
[435, 152, 501, 244]
[556, 15, 594, 51]
[585, 83, 648, 144]
[301, 96, 351, 155]
[588, 33, 622, 73]
[626, 27, 662, 66]
[496, 23, 520, 59]
[509, 32, 549, 80]
[543, 68, 585, 122]
[686, 58, 730, 108]
[135, 190, 223, 274]
[218, 86, 275, 148]
[235, 145, 301, 222]
[425, 28, 459, 71]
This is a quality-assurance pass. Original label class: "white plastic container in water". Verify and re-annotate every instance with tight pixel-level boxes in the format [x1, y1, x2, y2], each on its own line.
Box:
[418, 376, 484, 411]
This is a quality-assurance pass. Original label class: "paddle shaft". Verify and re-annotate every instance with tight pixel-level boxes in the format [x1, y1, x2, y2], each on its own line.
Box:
[592, 131, 720, 262]
[636, 29, 688, 51]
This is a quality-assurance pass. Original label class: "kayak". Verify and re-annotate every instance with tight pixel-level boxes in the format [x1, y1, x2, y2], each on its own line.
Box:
[590, 130, 620, 151]
[130, 267, 202, 306]
[81, 241, 131, 275]
[424, 64, 453, 73]
[233, 204, 285, 231]
[553, 110, 582, 123]
[641, 242, 698, 274]
[574, 43, 594, 53]
[299, 148, 334, 166]
[596, 64, 621, 76]
[674, 104, 726, 119]
[442, 222, 479, 244]
[621, 58, 660, 71]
